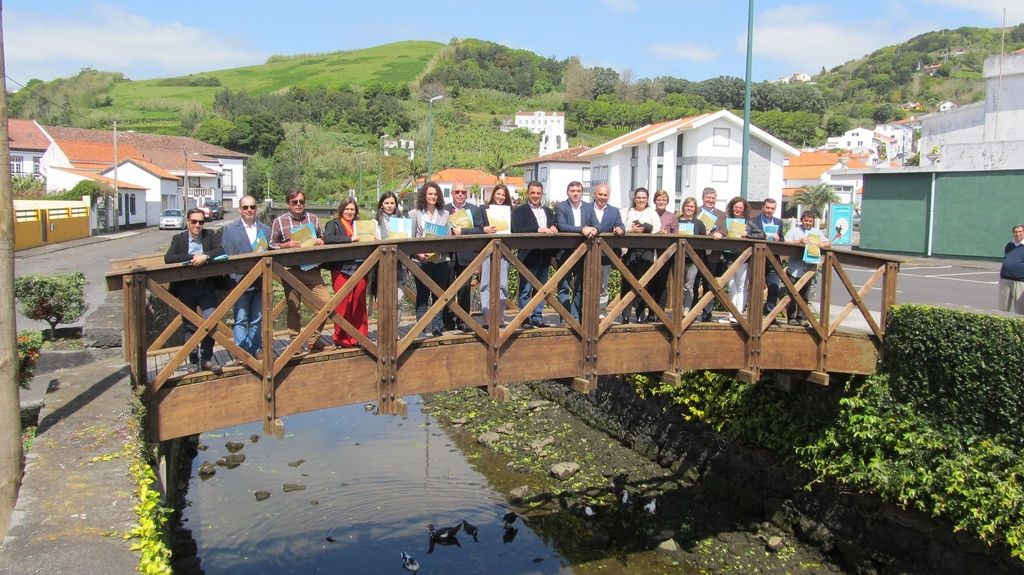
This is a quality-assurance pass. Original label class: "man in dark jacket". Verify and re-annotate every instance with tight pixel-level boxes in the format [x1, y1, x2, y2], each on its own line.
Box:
[554, 180, 598, 322]
[445, 181, 486, 331]
[749, 197, 785, 319]
[999, 224, 1024, 314]
[164, 207, 225, 371]
[511, 181, 557, 327]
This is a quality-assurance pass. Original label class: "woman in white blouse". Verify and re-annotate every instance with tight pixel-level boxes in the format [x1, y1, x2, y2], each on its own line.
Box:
[407, 182, 451, 337]
[619, 187, 661, 323]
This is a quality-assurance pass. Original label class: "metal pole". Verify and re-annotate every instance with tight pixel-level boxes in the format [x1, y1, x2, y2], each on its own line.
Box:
[112, 120, 120, 232]
[182, 148, 188, 211]
[740, 0, 754, 200]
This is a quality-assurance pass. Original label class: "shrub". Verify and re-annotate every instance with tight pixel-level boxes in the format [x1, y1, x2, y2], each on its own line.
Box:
[17, 330, 44, 389]
[882, 305, 1024, 443]
[14, 272, 88, 338]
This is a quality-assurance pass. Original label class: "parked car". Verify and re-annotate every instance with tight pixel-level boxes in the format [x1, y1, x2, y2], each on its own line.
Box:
[158, 209, 185, 230]
[203, 200, 224, 220]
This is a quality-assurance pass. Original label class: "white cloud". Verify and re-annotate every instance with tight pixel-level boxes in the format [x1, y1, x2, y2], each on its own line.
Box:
[927, 0, 1024, 23]
[602, 0, 639, 14]
[740, 4, 929, 76]
[649, 42, 719, 62]
[5, 6, 261, 81]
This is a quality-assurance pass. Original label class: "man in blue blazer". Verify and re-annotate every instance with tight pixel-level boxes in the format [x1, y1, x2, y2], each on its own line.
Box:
[748, 197, 784, 319]
[220, 195, 272, 362]
[587, 183, 625, 316]
[511, 181, 558, 327]
[164, 207, 225, 372]
[554, 181, 598, 322]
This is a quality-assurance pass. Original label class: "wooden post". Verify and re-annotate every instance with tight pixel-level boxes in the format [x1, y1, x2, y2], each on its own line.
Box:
[745, 244, 766, 381]
[663, 238, 686, 384]
[131, 273, 148, 391]
[486, 241, 502, 398]
[815, 252, 833, 375]
[574, 236, 601, 394]
[377, 246, 399, 414]
[261, 256, 277, 435]
[122, 275, 133, 364]
[880, 261, 899, 338]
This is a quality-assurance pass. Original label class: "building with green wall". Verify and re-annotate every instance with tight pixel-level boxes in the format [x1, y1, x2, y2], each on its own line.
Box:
[851, 166, 1024, 260]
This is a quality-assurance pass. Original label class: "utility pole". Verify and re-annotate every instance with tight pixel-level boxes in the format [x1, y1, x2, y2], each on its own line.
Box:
[740, 0, 754, 200]
[182, 148, 188, 211]
[112, 121, 120, 233]
[0, 5, 25, 538]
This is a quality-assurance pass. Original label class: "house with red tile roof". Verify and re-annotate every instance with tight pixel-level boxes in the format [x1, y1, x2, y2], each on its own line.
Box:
[783, 151, 868, 213]
[425, 168, 524, 204]
[25, 123, 248, 227]
[511, 146, 592, 203]
[7, 119, 49, 180]
[579, 110, 799, 210]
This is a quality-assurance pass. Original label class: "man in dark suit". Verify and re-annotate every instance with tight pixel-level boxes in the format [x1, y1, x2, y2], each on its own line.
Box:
[695, 187, 726, 322]
[588, 183, 625, 317]
[445, 181, 486, 332]
[554, 181, 598, 322]
[511, 181, 557, 327]
[220, 195, 272, 363]
[748, 197, 785, 319]
[164, 207, 225, 372]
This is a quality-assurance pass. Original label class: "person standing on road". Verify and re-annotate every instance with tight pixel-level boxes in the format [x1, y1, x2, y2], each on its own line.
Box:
[270, 189, 335, 353]
[164, 207, 225, 372]
[999, 224, 1024, 314]
[220, 195, 271, 365]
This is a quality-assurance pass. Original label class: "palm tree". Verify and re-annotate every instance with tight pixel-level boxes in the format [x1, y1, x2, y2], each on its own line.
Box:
[793, 184, 840, 223]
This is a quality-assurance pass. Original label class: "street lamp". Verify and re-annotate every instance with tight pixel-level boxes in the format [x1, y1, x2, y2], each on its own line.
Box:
[426, 94, 444, 180]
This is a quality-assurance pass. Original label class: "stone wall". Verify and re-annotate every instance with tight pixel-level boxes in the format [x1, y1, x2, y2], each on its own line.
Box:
[534, 377, 1024, 575]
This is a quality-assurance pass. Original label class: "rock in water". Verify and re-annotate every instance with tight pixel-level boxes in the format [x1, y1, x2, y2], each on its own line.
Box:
[657, 539, 680, 554]
[254, 490, 270, 502]
[477, 432, 501, 447]
[549, 462, 580, 480]
[508, 486, 530, 503]
[283, 483, 307, 492]
[197, 461, 216, 480]
[287, 459, 305, 467]
[225, 441, 245, 453]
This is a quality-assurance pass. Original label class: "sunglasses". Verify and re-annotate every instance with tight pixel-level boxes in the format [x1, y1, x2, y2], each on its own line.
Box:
[188, 219, 205, 225]
[452, 189, 467, 194]
[289, 199, 305, 206]
[240, 205, 257, 210]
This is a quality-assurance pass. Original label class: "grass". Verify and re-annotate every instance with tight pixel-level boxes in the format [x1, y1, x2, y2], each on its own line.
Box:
[107, 41, 442, 118]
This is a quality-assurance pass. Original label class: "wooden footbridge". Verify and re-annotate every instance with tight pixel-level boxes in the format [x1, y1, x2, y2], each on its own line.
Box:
[107, 234, 900, 441]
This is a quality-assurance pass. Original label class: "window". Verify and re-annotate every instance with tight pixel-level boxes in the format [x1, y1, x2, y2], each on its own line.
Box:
[129, 194, 137, 216]
[540, 167, 547, 182]
[525, 167, 536, 182]
[675, 165, 683, 193]
[656, 142, 664, 158]
[581, 167, 591, 187]
[630, 165, 637, 191]
[676, 134, 684, 157]
[713, 128, 730, 147]
[711, 164, 729, 182]
[656, 164, 663, 191]
[32, 157, 41, 175]
[10, 155, 23, 175]
[631, 146, 638, 160]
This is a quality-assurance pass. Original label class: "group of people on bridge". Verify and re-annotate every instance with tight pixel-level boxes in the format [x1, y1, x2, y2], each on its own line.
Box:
[164, 181, 830, 373]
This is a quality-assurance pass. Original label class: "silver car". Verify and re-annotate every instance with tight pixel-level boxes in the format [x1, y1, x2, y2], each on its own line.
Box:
[158, 209, 185, 230]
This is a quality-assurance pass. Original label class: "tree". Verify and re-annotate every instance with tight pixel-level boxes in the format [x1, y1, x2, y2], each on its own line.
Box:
[793, 184, 841, 221]
[230, 113, 285, 156]
[14, 272, 88, 339]
[195, 117, 235, 147]
[562, 56, 593, 101]
[1, 16, 23, 537]
[825, 114, 851, 137]
[873, 103, 896, 124]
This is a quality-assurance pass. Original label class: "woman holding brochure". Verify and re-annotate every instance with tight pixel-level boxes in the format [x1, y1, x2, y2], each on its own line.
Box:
[479, 184, 513, 327]
[711, 197, 765, 322]
[619, 187, 661, 323]
[676, 196, 708, 313]
[372, 192, 408, 306]
[408, 182, 451, 337]
[322, 197, 368, 348]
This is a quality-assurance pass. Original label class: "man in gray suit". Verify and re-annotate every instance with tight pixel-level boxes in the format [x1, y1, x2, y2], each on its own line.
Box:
[220, 195, 272, 364]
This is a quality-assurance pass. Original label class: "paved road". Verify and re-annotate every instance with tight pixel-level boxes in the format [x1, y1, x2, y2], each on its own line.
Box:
[833, 259, 1002, 315]
[13, 215, 235, 332]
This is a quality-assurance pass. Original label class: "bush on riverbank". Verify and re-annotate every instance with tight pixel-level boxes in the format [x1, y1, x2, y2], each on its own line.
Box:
[627, 304, 1024, 560]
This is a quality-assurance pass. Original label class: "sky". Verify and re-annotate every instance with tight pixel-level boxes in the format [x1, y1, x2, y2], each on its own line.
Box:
[3, 1, 1023, 86]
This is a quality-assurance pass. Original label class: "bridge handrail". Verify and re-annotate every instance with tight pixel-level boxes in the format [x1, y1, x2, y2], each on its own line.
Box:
[107, 234, 901, 438]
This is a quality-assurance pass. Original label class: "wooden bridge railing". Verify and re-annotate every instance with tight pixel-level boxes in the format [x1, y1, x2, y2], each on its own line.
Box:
[106, 234, 901, 441]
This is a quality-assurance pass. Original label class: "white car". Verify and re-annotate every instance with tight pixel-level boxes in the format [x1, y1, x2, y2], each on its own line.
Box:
[158, 209, 186, 230]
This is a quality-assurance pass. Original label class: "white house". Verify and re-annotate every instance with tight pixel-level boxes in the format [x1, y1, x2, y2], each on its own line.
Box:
[7, 119, 48, 180]
[875, 121, 918, 164]
[513, 111, 564, 134]
[938, 100, 958, 112]
[101, 158, 183, 226]
[918, 50, 1024, 170]
[783, 151, 868, 213]
[823, 127, 896, 165]
[512, 146, 592, 203]
[578, 110, 799, 210]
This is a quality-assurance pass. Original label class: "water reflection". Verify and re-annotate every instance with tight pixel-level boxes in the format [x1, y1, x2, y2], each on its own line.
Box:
[184, 396, 570, 574]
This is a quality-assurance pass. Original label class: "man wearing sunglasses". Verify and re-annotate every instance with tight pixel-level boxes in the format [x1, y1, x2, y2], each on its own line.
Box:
[269, 189, 335, 353]
[164, 207, 225, 372]
[221, 196, 272, 364]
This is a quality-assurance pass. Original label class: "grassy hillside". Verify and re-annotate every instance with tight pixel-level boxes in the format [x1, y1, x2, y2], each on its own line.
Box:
[101, 40, 442, 132]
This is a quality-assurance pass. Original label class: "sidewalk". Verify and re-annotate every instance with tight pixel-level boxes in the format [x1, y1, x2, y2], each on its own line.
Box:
[14, 230, 141, 260]
[1, 357, 139, 574]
